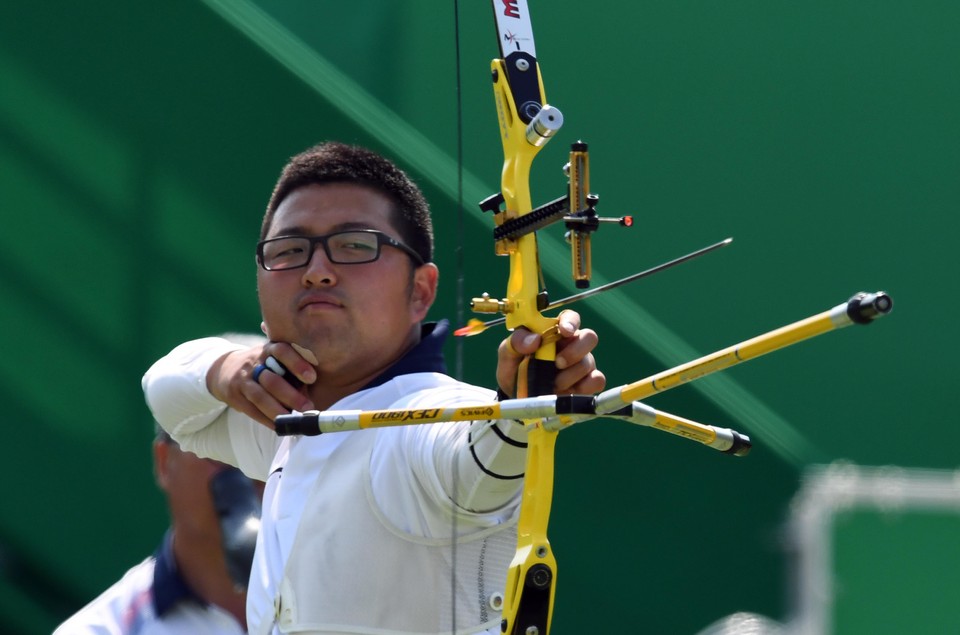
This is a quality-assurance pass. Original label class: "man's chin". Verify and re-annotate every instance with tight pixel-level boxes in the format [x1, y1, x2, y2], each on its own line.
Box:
[292, 328, 345, 357]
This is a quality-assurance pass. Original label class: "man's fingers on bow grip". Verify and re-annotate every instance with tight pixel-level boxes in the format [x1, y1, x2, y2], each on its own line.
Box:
[556, 309, 582, 337]
[505, 329, 541, 357]
[496, 330, 536, 399]
[554, 326, 599, 370]
[568, 370, 606, 395]
[555, 358, 606, 395]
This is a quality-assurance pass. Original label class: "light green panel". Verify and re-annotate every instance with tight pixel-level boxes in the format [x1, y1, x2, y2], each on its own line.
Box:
[0, 50, 136, 216]
[833, 510, 960, 632]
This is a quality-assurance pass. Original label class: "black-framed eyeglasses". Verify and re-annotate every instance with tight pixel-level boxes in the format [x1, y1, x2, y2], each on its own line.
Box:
[256, 230, 425, 271]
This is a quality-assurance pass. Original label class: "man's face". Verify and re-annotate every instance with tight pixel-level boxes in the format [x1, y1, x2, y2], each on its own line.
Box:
[154, 440, 265, 578]
[256, 183, 437, 382]
[155, 440, 228, 539]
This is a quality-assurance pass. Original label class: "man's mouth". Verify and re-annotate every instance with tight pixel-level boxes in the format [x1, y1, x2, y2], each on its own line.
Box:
[298, 293, 343, 311]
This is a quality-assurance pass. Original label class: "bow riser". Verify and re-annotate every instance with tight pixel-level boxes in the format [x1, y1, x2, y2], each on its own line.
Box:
[489, 7, 563, 630]
[491, 58, 559, 352]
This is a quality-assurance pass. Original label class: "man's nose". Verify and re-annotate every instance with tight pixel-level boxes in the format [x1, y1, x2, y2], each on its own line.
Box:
[301, 243, 337, 285]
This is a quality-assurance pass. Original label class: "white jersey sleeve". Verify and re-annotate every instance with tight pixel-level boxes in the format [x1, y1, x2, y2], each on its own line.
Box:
[142, 337, 279, 482]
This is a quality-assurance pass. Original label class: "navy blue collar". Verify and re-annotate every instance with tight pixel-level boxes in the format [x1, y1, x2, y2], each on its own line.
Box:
[152, 530, 204, 616]
[360, 320, 449, 391]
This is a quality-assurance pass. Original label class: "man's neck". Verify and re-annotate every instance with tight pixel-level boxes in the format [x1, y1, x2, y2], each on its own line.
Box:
[171, 530, 247, 628]
[305, 324, 423, 410]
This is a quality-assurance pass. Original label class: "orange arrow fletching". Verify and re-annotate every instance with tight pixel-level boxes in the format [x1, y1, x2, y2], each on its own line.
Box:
[454, 319, 487, 337]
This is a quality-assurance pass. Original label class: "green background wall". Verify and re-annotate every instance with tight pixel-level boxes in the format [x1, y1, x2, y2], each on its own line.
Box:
[0, 1, 955, 633]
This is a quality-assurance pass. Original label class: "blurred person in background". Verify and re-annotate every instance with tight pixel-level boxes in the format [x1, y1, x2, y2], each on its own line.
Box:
[55, 335, 266, 635]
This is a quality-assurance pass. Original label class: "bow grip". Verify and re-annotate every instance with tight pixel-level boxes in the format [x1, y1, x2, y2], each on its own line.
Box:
[517, 357, 558, 399]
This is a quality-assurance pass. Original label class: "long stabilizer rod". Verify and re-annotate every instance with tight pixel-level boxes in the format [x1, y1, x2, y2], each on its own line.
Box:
[593, 291, 892, 415]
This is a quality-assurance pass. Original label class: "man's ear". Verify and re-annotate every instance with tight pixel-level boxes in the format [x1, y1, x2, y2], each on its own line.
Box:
[153, 440, 171, 491]
[409, 263, 439, 321]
